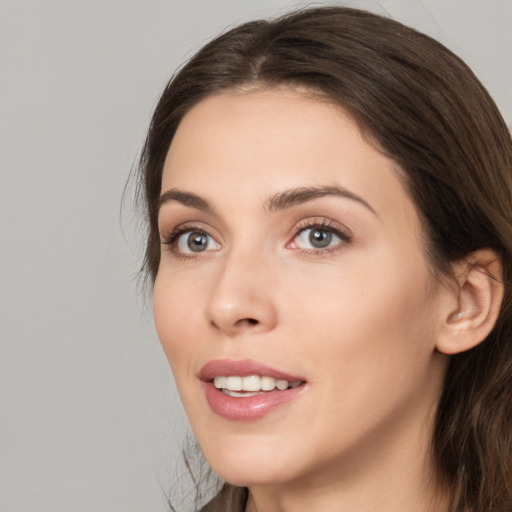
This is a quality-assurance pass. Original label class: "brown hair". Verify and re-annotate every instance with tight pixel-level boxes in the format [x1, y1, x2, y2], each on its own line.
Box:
[137, 6, 512, 511]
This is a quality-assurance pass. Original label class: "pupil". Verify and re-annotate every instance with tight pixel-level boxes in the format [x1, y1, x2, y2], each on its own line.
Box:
[310, 229, 332, 248]
[187, 232, 208, 252]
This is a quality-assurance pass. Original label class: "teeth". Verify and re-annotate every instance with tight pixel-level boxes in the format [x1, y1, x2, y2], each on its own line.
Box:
[242, 375, 261, 392]
[213, 375, 302, 393]
[225, 376, 242, 391]
[276, 379, 288, 390]
[261, 376, 276, 391]
[222, 390, 261, 398]
[213, 376, 227, 389]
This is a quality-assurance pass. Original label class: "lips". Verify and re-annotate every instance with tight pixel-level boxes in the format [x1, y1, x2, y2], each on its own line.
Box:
[199, 359, 307, 421]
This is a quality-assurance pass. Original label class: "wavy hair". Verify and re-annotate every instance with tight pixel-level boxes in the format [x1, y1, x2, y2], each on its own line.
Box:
[137, 6, 512, 511]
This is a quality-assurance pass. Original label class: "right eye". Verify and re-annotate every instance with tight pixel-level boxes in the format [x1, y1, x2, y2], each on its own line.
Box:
[161, 228, 221, 255]
[177, 230, 220, 253]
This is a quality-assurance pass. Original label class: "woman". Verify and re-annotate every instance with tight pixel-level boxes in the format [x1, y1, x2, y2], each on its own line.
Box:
[137, 6, 512, 512]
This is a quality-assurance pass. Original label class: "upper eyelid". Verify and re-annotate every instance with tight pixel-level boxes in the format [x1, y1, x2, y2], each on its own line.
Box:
[291, 217, 352, 238]
[159, 219, 215, 236]
[160, 224, 218, 242]
[157, 209, 224, 239]
[296, 224, 346, 237]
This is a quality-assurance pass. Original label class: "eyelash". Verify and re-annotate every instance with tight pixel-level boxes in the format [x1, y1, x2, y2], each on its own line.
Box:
[159, 218, 352, 259]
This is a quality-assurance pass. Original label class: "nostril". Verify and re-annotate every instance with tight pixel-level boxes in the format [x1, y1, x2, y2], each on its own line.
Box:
[246, 318, 258, 325]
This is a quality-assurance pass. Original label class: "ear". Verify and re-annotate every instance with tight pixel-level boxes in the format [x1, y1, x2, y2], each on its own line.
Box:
[436, 249, 504, 355]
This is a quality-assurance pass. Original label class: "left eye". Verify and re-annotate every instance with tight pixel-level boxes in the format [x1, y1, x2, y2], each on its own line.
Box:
[294, 227, 343, 250]
[177, 231, 220, 253]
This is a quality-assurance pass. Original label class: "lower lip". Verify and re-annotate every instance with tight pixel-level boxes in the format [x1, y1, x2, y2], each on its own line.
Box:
[204, 382, 305, 421]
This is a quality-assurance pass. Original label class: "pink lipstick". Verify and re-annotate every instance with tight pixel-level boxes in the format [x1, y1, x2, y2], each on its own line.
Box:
[199, 359, 306, 421]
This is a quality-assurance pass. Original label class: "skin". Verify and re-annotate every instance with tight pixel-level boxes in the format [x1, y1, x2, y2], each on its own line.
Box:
[153, 88, 454, 511]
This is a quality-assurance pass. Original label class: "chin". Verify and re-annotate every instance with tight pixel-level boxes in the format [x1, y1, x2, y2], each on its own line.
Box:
[199, 434, 300, 487]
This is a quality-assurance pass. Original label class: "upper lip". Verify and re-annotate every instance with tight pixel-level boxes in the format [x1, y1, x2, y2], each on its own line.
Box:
[199, 359, 305, 383]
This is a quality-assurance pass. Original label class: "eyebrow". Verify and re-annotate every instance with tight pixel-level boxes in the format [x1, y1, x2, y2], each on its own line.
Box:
[158, 189, 214, 214]
[158, 185, 377, 216]
[266, 185, 377, 215]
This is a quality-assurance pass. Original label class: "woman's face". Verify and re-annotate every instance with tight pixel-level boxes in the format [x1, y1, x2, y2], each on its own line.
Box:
[154, 88, 449, 489]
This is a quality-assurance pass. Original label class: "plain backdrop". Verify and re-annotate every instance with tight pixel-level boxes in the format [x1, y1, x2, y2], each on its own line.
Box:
[1, 1, 511, 511]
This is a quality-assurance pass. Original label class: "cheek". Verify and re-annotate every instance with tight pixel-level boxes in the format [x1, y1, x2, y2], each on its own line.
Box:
[273, 261, 441, 469]
[285, 250, 439, 403]
[152, 272, 204, 376]
[286, 245, 435, 340]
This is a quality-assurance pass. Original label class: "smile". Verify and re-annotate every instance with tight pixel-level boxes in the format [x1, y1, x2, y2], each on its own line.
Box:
[200, 360, 307, 420]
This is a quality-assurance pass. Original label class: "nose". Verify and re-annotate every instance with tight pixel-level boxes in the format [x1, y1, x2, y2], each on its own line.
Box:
[205, 250, 278, 337]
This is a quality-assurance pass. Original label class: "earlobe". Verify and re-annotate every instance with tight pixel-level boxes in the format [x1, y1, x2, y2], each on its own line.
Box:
[436, 249, 504, 355]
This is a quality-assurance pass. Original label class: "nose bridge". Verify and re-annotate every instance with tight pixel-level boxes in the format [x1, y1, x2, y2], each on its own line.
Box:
[206, 241, 278, 336]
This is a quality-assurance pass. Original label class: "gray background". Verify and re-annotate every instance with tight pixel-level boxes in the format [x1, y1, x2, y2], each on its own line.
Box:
[1, 1, 511, 510]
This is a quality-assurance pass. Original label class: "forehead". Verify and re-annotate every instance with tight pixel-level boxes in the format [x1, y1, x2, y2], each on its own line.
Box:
[162, 88, 417, 228]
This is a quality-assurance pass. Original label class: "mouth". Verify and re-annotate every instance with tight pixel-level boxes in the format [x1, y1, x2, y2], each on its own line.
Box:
[199, 359, 307, 421]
